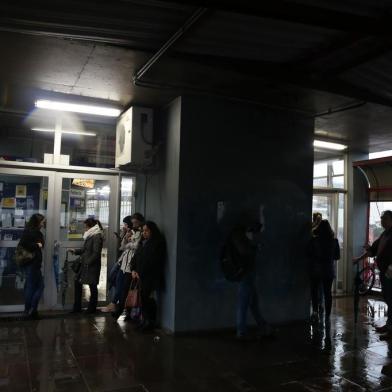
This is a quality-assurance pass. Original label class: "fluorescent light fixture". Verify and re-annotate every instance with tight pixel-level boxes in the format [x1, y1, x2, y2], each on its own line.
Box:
[32, 127, 96, 137]
[369, 150, 392, 159]
[314, 140, 347, 151]
[35, 99, 121, 117]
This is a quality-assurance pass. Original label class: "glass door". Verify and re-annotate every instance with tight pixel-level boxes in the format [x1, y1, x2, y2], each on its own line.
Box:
[0, 169, 54, 312]
[49, 173, 119, 309]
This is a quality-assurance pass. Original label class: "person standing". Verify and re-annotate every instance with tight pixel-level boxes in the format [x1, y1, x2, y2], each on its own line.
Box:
[71, 218, 104, 314]
[111, 213, 144, 319]
[353, 210, 392, 334]
[19, 213, 46, 320]
[223, 221, 272, 339]
[308, 219, 339, 325]
[130, 221, 165, 331]
[103, 215, 134, 313]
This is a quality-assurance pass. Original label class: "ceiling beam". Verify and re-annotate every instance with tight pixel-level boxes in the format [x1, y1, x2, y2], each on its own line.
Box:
[156, 0, 392, 36]
[168, 51, 392, 107]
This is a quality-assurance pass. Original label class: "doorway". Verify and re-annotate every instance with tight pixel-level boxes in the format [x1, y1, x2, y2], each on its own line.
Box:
[0, 167, 120, 312]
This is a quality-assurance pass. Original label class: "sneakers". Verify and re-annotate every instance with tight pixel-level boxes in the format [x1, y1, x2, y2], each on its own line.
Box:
[101, 303, 116, 313]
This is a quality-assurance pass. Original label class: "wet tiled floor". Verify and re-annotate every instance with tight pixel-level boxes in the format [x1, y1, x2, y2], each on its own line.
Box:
[1, 297, 392, 391]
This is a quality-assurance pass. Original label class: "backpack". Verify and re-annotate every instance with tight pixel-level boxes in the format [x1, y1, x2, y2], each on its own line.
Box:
[220, 237, 245, 282]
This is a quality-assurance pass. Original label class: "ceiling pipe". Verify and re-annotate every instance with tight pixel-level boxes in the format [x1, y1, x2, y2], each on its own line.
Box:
[313, 100, 367, 118]
[133, 7, 208, 85]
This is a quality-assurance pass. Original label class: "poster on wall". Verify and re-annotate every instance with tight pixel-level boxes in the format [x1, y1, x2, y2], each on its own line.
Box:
[1, 197, 16, 209]
[15, 185, 27, 198]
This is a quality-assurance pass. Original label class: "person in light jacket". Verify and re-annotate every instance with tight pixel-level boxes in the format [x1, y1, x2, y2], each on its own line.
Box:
[70, 218, 104, 314]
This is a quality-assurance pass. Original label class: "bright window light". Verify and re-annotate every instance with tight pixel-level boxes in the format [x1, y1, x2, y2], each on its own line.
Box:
[32, 127, 96, 137]
[35, 99, 121, 117]
[369, 150, 392, 159]
[314, 140, 347, 151]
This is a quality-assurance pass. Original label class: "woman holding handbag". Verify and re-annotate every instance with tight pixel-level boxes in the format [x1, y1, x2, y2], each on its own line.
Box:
[19, 213, 46, 320]
[70, 218, 104, 314]
[130, 221, 165, 331]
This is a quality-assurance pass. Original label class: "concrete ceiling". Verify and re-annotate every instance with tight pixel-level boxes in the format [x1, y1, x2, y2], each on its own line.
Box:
[1, 0, 392, 152]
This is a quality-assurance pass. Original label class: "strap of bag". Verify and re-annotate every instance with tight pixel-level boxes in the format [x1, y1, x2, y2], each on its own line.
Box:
[130, 277, 140, 290]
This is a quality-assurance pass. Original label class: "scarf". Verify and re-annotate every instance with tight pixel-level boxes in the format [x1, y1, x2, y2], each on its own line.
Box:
[83, 224, 103, 241]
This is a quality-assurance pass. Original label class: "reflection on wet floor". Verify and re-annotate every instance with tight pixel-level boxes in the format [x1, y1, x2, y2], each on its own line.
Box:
[1, 296, 392, 391]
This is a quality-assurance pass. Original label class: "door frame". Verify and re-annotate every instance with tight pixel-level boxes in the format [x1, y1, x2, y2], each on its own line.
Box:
[48, 171, 119, 310]
[0, 165, 120, 312]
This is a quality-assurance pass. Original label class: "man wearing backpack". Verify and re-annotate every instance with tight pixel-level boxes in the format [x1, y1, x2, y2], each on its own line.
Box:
[223, 220, 273, 339]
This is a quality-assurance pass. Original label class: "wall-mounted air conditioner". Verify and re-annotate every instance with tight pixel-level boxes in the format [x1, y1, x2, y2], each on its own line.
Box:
[115, 106, 153, 168]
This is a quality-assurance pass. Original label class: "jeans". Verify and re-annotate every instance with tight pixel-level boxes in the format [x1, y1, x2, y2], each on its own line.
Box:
[113, 270, 125, 304]
[310, 275, 334, 318]
[380, 273, 392, 326]
[74, 281, 98, 311]
[237, 271, 266, 336]
[24, 264, 44, 314]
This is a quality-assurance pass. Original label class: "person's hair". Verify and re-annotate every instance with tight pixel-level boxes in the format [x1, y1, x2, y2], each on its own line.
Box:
[143, 221, 161, 239]
[382, 210, 392, 220]
[122, 215, 132, 227]
[131, 212, 145, 223]
[26, 213, 45, 229]
[314, 219, 334, 241]
[84, 217, 103, 230]
[313, 212, 322, 221]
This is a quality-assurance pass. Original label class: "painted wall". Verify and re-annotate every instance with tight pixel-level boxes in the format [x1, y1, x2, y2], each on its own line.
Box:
[173, 95, 314, 332]
[145, 97, 182, 332]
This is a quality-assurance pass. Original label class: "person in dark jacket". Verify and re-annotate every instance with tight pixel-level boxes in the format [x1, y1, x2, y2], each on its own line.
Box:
[19, 213, 46, 320]
[70, 218, 104, 314]
[354, 210, 392, 334]
[309, 219, 339, 325]
[227, 221, 272, 339]
[113, 221, 165, 330]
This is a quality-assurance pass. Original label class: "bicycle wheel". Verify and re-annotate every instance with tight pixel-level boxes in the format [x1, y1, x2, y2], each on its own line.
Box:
[358, 266, 375, 295]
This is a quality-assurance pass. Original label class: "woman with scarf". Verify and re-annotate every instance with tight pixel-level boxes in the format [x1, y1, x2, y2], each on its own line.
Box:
[70, 218, 104, 314]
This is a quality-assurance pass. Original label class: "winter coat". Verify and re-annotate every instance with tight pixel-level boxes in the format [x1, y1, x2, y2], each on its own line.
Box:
[368, 228, 392, 274]
[75, 233, 103, 285]
[308, 236, 339, 279]
[19, 228, 45, 270]
[131, 237, 165, 292]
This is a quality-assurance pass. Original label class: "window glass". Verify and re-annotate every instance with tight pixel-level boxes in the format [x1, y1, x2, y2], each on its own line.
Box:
[314, 162, 328, 177]
[332, 160, 344, 176]
[120, 177, 134, 223]
[313, 158, 345, 189]
[61, 129, 115, 168]
[0, 129, 54, 163]
[0, 173, 48, 306]
[313, 177, 328, 187]
[332, 175, 344, 189]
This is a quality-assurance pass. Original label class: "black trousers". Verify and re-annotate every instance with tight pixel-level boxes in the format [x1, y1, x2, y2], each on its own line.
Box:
[117, 273, 157, 324]
[310, 275, 334, 318]
[74, 280, 98, 311]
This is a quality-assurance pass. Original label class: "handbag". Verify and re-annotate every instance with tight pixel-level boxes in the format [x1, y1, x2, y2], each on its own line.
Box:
[125, 278, 141, 309]
[14, 245, 34, 267]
